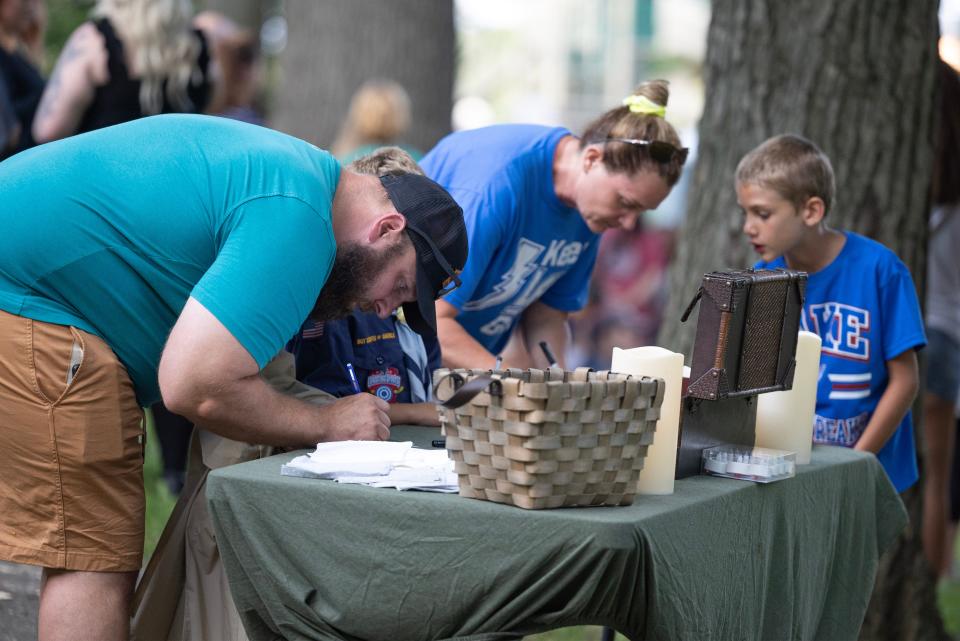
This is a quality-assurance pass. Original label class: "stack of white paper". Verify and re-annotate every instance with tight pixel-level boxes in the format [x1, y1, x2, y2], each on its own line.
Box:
[281, 440, 458, 493]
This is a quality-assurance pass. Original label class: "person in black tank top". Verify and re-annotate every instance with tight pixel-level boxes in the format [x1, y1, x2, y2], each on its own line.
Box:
[75, 17, 211, 134]
[32, 0, 212, 144]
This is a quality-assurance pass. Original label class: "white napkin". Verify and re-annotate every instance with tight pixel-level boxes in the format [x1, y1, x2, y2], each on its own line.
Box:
[282, 440, 412, 477]
[281, 441, 459, 492]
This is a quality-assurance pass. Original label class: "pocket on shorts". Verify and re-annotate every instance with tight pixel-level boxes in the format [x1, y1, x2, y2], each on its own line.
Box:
[32, 321, 143, 465]
[30, 322, 83, 405]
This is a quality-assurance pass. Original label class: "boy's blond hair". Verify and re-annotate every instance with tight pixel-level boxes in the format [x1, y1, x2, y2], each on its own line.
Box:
[735, 134, 836, 216]
[348, 146, 423, 177]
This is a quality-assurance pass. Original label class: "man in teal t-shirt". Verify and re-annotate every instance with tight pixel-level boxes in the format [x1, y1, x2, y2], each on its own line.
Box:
[0, 114, 467, 640]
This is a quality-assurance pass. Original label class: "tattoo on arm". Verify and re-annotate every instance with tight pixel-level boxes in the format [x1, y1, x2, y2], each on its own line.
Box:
[34, 29, 91, 133]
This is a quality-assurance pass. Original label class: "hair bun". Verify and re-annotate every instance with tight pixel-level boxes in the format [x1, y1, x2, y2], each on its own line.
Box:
[632, 79, 670, 108]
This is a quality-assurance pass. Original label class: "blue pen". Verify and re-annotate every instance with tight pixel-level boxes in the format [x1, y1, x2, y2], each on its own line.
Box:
[345, 362, 362, 394]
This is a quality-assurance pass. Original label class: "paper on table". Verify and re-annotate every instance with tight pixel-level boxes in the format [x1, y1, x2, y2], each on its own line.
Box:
[335, 462, 458, 492]
[755, 331, 822, 464]
[281, 441, 458, 492]
[284, 440, 412, 477]
[611, 346, 684, 495]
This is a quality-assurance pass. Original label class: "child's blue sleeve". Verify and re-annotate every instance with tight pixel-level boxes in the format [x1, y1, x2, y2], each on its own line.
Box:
[880, 256, 927, 360]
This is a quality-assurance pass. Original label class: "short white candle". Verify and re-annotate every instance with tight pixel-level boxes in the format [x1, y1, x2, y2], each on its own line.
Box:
[755, 331, 822, 464]
[611, 346, 684, 494]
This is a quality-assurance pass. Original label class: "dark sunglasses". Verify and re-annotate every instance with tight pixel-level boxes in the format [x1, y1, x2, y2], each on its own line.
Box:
[595, 138, 689, 165]
[436, 272, 461, 297]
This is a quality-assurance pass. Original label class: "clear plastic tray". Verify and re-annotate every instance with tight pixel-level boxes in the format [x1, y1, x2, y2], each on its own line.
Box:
[701, 445, 796, 483]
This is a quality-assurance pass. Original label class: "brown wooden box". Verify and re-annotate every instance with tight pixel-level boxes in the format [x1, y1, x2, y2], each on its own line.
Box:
[674, 268, 807, 478]
[684, 268, 807, 400]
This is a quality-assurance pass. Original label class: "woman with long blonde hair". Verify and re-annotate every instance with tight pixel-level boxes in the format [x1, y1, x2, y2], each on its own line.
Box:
[32, 0, 212, 143]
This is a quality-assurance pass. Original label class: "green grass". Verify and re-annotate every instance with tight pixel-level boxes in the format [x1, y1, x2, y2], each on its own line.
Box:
[142, 409, 177, 559]
[940, 534, 960, 637]
[941, 579, 960, 636]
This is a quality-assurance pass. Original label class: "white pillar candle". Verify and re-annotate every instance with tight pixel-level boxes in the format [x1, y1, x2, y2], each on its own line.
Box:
[611, 346, 684, 495]
[755, 331, 822, 464]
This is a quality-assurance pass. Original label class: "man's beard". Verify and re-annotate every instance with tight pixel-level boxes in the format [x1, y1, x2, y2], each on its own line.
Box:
[310, 239, 406, 321]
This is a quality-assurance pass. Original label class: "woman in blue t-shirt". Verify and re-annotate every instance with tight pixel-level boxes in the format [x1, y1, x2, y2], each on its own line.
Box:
[421, 79, 688, 370]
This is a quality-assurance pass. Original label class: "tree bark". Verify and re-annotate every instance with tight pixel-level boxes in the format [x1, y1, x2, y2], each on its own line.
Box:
[657, 1, 943, 638]
[197, 0, 265, 32]
[269, 0, 454, 152]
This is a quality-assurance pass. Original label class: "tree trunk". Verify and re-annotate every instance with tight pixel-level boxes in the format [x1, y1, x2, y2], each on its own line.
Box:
[657, 1, 943, 638]
[269, 0, 454, 152]
[197, 0, 265, 32]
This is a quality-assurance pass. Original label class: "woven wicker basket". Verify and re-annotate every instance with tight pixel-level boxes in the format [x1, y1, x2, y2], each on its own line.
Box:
[434, 367, 664, 509]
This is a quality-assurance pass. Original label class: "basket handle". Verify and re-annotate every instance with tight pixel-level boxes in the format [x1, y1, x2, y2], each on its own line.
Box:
[434, 371, 503, 409]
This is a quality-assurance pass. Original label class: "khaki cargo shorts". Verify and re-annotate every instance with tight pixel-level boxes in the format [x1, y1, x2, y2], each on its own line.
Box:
[0, 309, 145, 571]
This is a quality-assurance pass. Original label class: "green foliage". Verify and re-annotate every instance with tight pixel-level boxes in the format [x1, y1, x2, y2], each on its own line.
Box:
[941, 579, 960, 636]
[41, 0, 91, 73]
[143, 409, 177, 559]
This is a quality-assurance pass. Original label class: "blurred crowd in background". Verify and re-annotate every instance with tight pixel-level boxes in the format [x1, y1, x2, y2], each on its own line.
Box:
[0, 0, 708, 375]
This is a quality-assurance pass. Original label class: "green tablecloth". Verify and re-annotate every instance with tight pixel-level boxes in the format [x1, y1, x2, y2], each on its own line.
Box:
[207, 427, 907, 641]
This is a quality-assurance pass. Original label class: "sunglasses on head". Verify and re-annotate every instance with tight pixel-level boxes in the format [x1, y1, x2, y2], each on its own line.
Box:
[596, 138, 689, 165]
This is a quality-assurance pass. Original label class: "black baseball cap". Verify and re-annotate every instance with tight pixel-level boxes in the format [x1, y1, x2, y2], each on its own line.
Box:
[380, 173, 468, 335]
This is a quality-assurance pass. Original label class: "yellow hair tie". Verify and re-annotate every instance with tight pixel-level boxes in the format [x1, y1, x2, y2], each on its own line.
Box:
[622, 94, 666, 118]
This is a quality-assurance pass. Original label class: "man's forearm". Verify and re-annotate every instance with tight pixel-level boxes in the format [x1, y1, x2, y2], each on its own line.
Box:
[260, 350, 336, 406]
[169, 374, 389, 447]
[181, 375, 334, 446]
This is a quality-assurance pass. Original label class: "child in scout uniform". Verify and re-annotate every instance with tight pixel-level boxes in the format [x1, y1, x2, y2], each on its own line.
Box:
[737, 134, 926, 492]
[288, 311, 440, 426]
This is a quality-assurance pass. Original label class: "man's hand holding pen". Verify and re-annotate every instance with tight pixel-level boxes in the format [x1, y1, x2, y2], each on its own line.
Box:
[315, 361, 389, 440]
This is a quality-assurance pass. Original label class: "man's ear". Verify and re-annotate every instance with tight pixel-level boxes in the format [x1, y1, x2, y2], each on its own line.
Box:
[582, 145, 603, 172]
[800, 196, 826, 226]
[367, 212, 407, 243]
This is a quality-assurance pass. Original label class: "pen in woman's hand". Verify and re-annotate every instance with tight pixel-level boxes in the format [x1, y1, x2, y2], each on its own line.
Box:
[539, 341, 558, 367]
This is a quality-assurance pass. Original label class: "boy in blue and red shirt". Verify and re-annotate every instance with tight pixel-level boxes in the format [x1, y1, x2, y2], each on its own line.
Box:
[737, 134, 926, 492]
